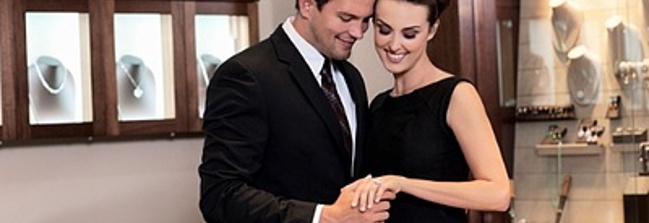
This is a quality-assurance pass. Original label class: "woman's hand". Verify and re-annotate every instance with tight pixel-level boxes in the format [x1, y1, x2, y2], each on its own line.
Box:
[350, 175, 406, 212]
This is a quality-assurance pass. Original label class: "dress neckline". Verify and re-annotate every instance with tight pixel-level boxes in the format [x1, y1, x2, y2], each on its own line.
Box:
[388, 76, 456, 99]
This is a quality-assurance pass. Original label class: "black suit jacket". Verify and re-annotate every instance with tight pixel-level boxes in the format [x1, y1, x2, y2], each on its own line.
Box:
[199, 26, 369, 223]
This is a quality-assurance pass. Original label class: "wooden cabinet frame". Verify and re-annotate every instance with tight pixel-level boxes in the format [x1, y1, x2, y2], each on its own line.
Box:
[430, 0, 519, 222]
[0, 0, 259, 142]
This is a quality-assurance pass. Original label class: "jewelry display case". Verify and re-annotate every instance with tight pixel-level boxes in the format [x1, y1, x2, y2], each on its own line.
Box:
[0, 0, 258, 142]
[114, 13, 174, 122]
[183, 1, 258, 132]
[194, 14, 250, 119]
[26, 12, 91, 125]
[110, 0, 183, 136]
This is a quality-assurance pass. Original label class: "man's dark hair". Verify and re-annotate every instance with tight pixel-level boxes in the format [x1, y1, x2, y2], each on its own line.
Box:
[295, 0, 329, 10]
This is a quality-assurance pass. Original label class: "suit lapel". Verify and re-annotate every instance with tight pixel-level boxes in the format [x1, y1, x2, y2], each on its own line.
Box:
[334, 60, 367, 177]
[270, 28, 350, 161]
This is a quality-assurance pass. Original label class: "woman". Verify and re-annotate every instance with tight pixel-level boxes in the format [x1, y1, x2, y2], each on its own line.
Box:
[349, 0, 511, 222]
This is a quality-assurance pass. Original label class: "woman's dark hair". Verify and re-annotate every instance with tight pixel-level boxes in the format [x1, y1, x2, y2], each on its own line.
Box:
[380, 0, 451, 24]
[295, 0, 329, 10]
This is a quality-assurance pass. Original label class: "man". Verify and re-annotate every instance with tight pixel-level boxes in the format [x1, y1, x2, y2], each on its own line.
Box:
[199, 0, 390, 222]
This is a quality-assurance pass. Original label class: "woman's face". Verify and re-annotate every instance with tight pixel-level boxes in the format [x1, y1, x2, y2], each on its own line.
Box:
[373, 0, 435, 74]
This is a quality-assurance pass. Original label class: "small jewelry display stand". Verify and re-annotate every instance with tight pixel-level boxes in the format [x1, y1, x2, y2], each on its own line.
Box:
[606, 15, 646, 86]
[197, 54, 220, 118]
[566, 46, 600, 106]
[25, 12, 90, 125]
[550, 0, 583, 63]
[114, 13, 174, 121]
[535, 120, 604, 156]
[28, 56, 78, 124]
[116, 55, 157, 121]
[515, 105, 575, 121]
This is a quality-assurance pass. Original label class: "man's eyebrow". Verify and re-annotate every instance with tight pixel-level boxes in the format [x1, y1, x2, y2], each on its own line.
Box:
[338, 11, 368, 20]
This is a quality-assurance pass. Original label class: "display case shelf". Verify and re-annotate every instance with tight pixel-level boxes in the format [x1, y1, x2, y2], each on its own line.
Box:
[535, 142, 604, 156]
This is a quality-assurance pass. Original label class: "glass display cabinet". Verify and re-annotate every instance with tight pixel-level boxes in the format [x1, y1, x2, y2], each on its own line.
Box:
[514, 0, 649, 222]
[26, 12, 91, 125]
[183, 1, 257, 132]
[0, 0, 258, 141]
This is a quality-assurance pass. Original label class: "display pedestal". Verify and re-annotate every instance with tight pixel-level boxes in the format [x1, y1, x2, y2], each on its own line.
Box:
[28, 56, 78, 124]
[116, 55, 157, 121]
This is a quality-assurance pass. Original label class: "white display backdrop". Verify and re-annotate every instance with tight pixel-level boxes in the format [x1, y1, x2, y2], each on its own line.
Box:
[195, 15, 249, 118]
[25, 12, 92, 125]
[114, 13, 175, 121]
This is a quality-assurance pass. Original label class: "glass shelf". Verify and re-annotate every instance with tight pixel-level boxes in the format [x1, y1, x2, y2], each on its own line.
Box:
[535, 142, 604, 156]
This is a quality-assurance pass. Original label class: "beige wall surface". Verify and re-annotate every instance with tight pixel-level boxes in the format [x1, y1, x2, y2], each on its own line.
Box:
[0, 1, 389, 223]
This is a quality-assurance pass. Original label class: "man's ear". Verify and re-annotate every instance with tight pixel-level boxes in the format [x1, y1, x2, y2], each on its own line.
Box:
[297, 0, 315, 18]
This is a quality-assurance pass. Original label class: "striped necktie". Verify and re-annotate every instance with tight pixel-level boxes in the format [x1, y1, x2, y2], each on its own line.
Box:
[320, 59, 352, 153]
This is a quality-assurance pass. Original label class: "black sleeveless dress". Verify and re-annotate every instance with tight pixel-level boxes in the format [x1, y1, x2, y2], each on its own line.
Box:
[362, 77, 470, 223]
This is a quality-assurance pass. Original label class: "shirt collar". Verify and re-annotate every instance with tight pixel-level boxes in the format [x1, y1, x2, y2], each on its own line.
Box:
[282, 16, 326, 76]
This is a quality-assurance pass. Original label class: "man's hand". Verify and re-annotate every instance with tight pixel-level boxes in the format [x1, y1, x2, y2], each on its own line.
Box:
[320, 179, 393, 223]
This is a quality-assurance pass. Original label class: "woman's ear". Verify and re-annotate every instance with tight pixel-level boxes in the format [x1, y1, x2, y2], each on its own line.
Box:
[427, 21, 440, 41]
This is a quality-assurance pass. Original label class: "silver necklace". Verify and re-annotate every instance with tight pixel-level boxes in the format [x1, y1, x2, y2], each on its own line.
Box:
[34, 64, 66, 95]
[197, 57, 210, 86]
[118, 62, 144, 98]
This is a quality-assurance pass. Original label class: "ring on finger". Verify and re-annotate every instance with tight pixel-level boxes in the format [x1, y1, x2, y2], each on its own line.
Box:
[372, 178, 381, 186]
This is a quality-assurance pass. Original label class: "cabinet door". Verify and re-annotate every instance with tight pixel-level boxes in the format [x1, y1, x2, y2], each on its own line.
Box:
[18, 0, 94, 139]
[183, 1, 259, 132]
[429, 0, 517, 222]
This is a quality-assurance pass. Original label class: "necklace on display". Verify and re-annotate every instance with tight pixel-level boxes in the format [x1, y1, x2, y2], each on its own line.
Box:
[197, 58, 210, 86]
[34, 64, 67, 95]
[118, 62, 144, 99]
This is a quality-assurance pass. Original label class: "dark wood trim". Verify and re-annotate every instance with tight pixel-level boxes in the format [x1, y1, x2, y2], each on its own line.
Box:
[30, 123, 93, 138]
[172, 1, 189, 133]
[26, 0, 88, 12]
[115, 1, 171, 13]
[496, 0, 519, 178]
[193, 0, 257, 2]
[456, 0, 477, 80]
[90, 0, 119, 136]
[0, 0, 19, 140]
[119, 120, 177, 135]
[247, 2, 259, 44]
[184, 1, 202, 132]
[10, 0, 31, 140]
[196, 1, 249, 15]
[428, 0, 460, 74]
[473, 0, 502, 147]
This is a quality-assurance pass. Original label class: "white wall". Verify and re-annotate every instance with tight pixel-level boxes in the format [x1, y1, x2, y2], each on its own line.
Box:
[0, 1, 390, 223]
[0, 139, 204, 223]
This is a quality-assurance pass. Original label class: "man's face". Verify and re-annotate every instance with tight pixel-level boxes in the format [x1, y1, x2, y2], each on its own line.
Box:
[306, 0, 375, 60]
